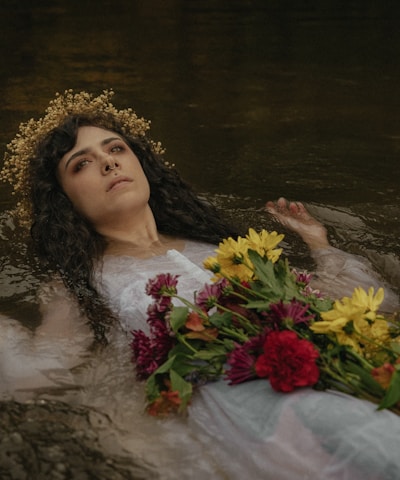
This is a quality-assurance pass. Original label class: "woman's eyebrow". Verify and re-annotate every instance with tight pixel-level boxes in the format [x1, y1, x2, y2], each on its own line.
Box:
[64, 136, 122, 170]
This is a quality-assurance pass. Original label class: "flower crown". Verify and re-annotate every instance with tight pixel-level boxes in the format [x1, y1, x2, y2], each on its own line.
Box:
[0, 89, 167, 225]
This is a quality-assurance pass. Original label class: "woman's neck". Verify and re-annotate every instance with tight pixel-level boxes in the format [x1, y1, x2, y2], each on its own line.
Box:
[95, 205, 185, 258]
[105, 234, 186, 258]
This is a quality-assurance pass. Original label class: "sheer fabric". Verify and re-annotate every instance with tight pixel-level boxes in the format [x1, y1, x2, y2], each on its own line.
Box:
[95, 241, 400, 480]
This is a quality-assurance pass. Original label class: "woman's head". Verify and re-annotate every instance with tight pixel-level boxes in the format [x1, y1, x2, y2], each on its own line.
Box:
[29, 111, 229, 247]
[1, 90, 161, 226]
[1, 90, 239, 342]
[36, 120, 151, 234]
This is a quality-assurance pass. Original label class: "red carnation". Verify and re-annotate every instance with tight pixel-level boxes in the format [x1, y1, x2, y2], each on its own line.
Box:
[255, 330, 320, 392]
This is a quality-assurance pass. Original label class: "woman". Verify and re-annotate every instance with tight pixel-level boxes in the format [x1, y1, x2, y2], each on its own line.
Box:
[1, 90, 399, 479]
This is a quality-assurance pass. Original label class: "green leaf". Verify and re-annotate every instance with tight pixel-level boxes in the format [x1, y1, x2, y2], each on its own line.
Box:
[223, 338, 236, 351]
[193, 344, 228, 360]
[145, 356, 195, 406]
[391, 342, 400, 356]
[169, 306, 189, 332]
[312, 297, 334, 312]
[153, 355, 178, 374]
[145, 372, 160, 401]
[245, 300, 272, 310]
[208, 311, 232, 328]
[344, 361, 385, 396]
[378, 370, 400, 410]
[170, 369, 193, 411]
[168, 352, 200, 377]
[168, 343, 193, 357]
[248, 250, 281, 291]
[247, 252, 309, 305]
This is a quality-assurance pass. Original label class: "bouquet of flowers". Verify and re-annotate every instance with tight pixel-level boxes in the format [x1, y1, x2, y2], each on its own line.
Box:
[131, 229, 400, 417]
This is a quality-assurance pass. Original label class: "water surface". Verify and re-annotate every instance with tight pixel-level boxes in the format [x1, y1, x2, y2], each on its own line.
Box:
[1, 0, 399, 355]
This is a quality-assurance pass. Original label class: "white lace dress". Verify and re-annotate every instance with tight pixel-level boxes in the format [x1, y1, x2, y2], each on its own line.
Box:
[96, 240, 400, 480]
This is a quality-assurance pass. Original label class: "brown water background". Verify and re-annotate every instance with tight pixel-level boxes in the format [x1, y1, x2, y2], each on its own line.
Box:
[1, 0, 400, 323]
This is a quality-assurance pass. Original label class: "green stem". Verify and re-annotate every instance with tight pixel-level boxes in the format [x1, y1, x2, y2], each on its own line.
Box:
[172, 294, 205, 314]
[353, 330, 398, 358]
[227, 276, 269, 301]
[215, 303, 260, 335]
[176, 333, 199, 354]
[219, 326, 250, 343]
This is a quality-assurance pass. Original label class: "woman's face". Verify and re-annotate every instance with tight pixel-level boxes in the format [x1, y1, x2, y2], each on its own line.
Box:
[57, 126, 151, 228]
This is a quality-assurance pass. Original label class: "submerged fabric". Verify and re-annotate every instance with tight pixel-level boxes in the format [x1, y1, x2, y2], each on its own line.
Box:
[95, 241, 400, 480]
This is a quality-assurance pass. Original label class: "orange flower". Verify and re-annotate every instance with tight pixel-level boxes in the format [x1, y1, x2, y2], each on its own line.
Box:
[185, 311, 206, 332]
[147, 388, 182, 416]
[371, 363, 395, 389]
[184, 311, 218, 340]
[186, 328, 219, 341]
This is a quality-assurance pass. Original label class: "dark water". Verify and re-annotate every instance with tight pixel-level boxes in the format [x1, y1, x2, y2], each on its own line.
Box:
[1, 0, 400, 322]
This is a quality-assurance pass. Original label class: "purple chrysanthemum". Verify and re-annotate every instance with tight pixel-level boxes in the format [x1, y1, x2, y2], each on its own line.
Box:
[131, 320, 175, 380]
[268, 299, 315, 328]
[225, 335, 265, 385]
[145, 273, 180, 299]
[151, 315, 173, 340]
[195, 278, 229, 310]
[130, 330, 160, 380]
[146, 297, 172, 322]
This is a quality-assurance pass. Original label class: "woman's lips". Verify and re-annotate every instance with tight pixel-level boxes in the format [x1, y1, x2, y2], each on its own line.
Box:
[107, 176, 132, 192]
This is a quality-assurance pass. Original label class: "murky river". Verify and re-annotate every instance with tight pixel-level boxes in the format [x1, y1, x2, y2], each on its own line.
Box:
[1, 1, 400, 477]
[2, 2, 400, 316]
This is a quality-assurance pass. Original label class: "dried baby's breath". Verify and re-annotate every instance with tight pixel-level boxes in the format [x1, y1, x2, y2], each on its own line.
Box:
[0, 89, 167, 225]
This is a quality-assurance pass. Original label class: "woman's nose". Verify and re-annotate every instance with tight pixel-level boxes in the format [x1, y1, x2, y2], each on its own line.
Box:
[102, 155, 119, 174]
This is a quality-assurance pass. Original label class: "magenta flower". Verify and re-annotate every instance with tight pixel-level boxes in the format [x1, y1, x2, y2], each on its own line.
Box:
[145, 273, 179, 299]
[131, 330, 160, 380]
[152, 324, 175, 360]
[268, 299, 315, 328]
[131, 320, 175, 380]
[225, 335, 265, 385]
[146, 297, 172, 322]
[195, 278, 229, 310]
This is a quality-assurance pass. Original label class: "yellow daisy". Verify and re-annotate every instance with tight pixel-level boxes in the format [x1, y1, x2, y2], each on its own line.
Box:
[246, 228, 284, 263]
[351, 286, 384, 313]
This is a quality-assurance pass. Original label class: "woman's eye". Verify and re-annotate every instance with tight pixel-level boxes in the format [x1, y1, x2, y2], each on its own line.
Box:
[110, 145, 123, 153]
[74, 159, 90, 172]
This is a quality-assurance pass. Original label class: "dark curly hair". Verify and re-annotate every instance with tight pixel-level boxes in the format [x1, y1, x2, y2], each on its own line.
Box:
[29, 113, 239, 343]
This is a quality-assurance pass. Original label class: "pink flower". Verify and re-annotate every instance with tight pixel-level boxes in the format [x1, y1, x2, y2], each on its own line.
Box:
[195, 278, 229, 310]
[267, 299, 315, 328]
[291, 269, 323, 298]
[255, 330, 320, 392]
[145, 273, 179, 299]
[292, 269, 313, 285]
[225, 335, 265, 385]
[301, 285, 323, 298]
